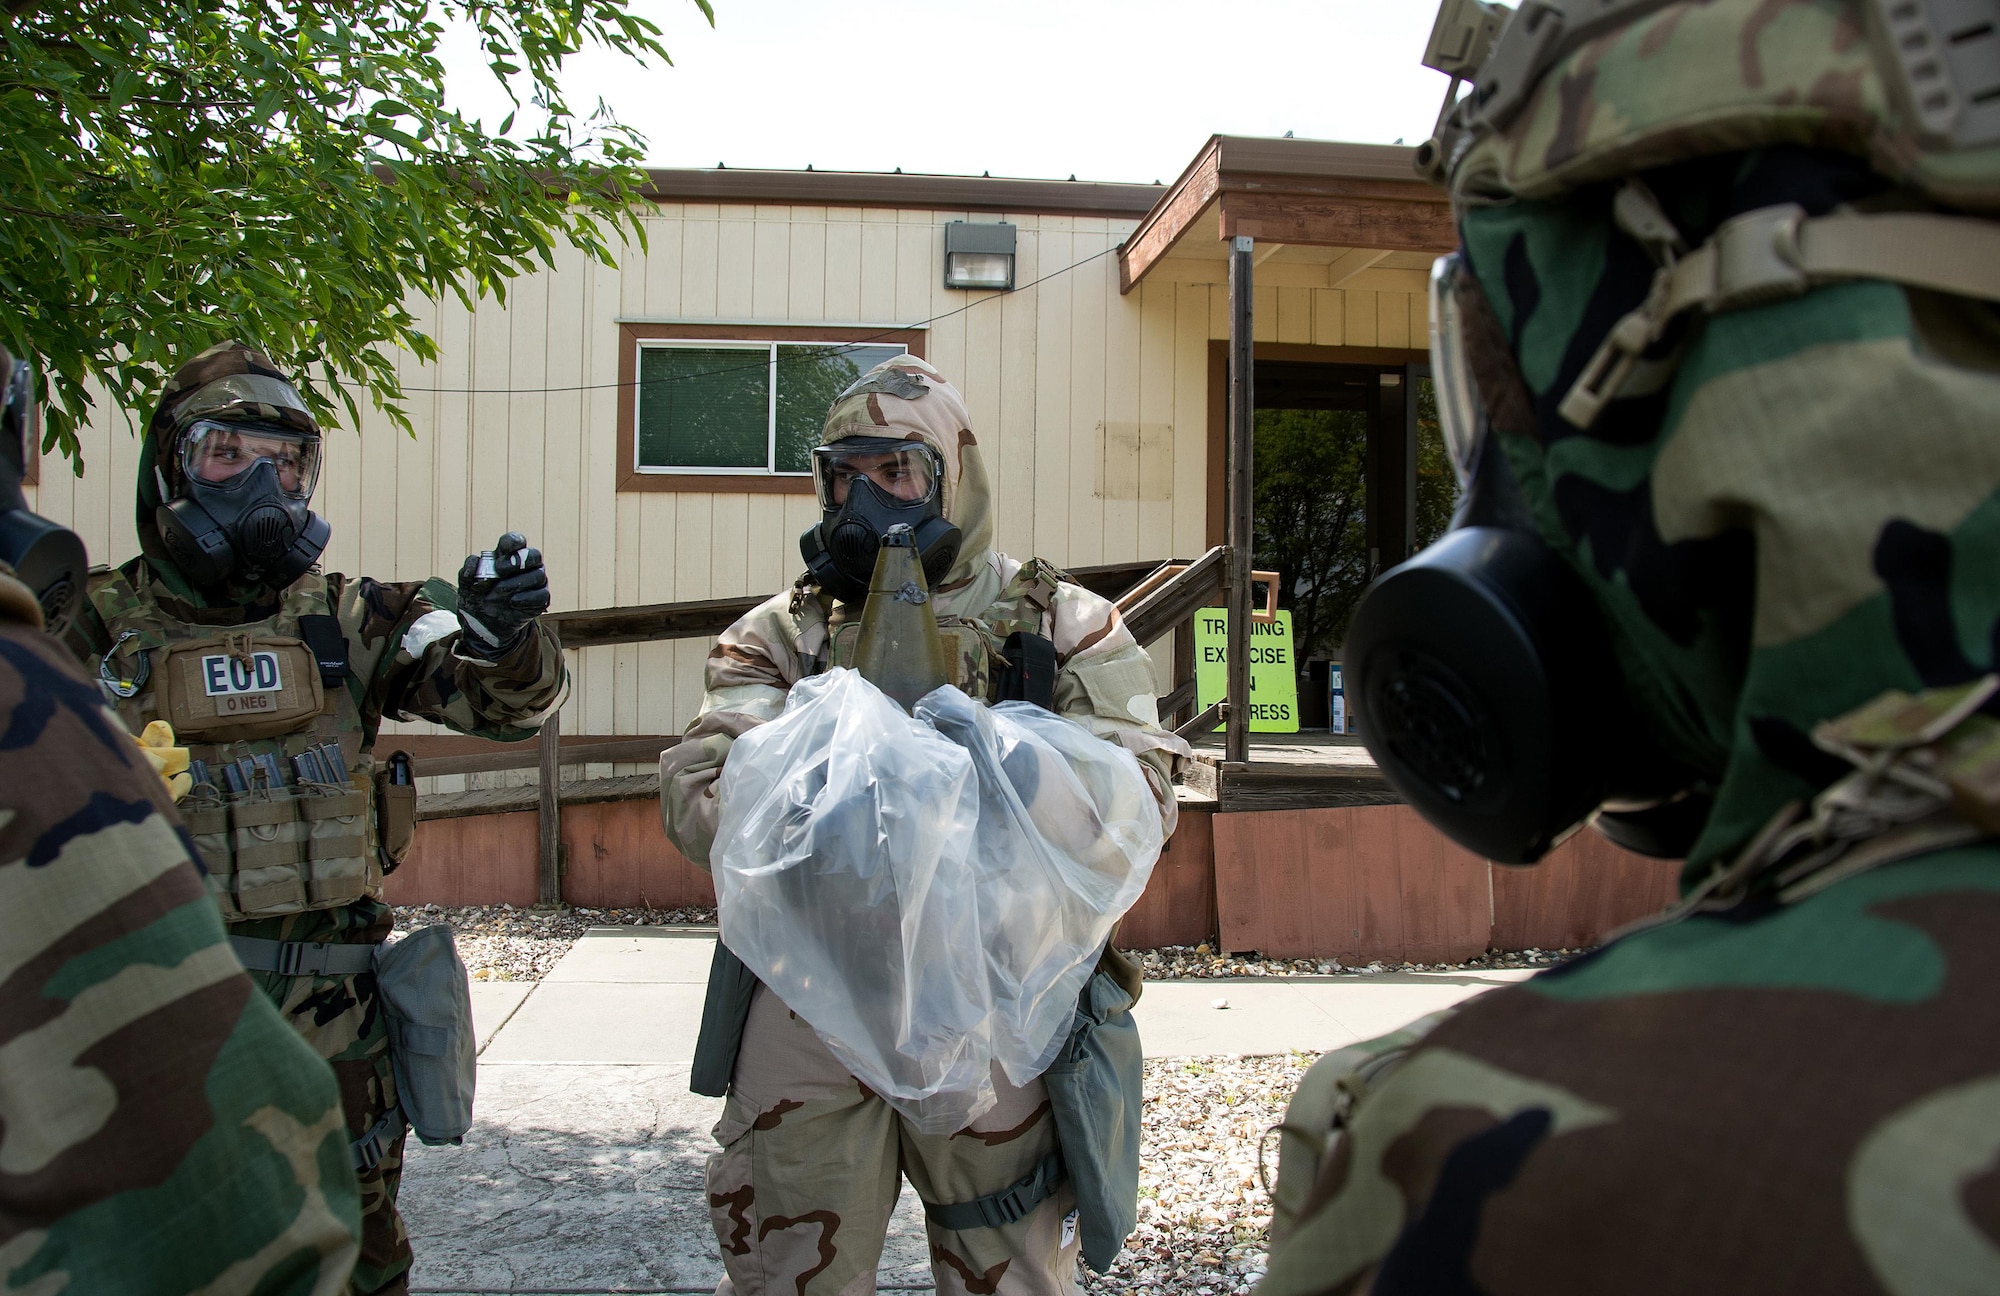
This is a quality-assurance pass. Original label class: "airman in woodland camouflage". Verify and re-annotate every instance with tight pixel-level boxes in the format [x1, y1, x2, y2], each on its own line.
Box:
[0, 345, 361, 1293]
[1260, 1, 2000, 1291]
[662, 354, 1188, 1296]
[65, 342, 567, 1295]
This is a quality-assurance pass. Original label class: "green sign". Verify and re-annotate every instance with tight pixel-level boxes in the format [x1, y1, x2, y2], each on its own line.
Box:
[1192, 608, 1300, 733]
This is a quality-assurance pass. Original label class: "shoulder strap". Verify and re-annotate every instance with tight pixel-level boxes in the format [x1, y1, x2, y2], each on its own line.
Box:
[1563, 204, 2000, 428]
[994, 558, 1070, 638]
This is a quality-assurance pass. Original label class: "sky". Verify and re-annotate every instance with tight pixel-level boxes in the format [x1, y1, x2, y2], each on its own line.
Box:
[438, 0, 1455, 186]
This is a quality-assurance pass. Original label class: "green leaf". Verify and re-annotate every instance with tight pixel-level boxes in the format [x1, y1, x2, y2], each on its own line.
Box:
[0, 0, 695, 466]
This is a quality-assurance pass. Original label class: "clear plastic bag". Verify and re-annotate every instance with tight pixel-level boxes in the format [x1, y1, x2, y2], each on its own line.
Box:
[713, 668, 1163, 1134]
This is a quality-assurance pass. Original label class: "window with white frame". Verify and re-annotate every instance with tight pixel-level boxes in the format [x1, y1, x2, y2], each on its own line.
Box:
[634, 341, 910, 475]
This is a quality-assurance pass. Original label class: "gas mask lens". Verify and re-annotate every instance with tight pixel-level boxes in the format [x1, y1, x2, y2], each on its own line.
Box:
[179, 420, 321, 499]
[1429, 253, 1484, 489]
[811, 439, 939, 511]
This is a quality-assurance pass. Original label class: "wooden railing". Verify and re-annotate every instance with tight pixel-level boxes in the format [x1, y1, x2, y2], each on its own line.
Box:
[1113, 547, 1280, 740]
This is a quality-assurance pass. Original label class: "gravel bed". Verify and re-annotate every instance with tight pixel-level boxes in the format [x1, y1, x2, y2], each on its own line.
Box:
[392, 908, 1534, 1292]
[1080, 1053, 1313, 1296]
[392, 904, 716, 982]
[1133, 944, 1584, 980]
[395, 903, 1580, 985]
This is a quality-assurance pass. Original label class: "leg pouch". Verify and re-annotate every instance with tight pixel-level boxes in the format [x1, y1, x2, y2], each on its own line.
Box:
[373, 923, 477, 1146]
[304, 787, 374, 906]
[1041, 966, 1143, 1275]
[230, 795, 309, 915]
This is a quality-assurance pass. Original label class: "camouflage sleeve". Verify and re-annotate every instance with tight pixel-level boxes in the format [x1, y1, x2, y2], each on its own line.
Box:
[1263, 1007, 1461, 1255]
[0, 618, 361, 1292]
[659, 594, 801, 868]
[56, 572, 111, 666]
[1046, 581, 1192, 837]
[339, 574, 566, 743]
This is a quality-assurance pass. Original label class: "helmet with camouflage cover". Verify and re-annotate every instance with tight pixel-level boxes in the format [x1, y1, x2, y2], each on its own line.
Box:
[1343, 0, 2000, 876]
[1419, 0, 2000, 210]
[137, 342, 330, 601]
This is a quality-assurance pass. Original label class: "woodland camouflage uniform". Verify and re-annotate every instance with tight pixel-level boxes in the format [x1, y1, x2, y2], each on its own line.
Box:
[661, 354, 1188, 1296]
[65, 343, 567, 1295]
[0, 556, 361, 1293]
[1260, 2, 2000, 1293]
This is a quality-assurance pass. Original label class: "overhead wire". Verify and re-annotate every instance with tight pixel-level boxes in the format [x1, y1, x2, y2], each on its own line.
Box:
[395, 241, 1124, 396]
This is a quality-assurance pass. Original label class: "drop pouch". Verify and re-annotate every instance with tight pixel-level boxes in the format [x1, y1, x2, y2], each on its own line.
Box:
[373, 923, 477, 1146]
[1041, 967, 1143, 1274]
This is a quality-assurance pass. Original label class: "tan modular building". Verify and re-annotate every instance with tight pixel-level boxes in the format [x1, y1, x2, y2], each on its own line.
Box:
[26, 135, 1449, 761]
[25, 135, 1693, 963]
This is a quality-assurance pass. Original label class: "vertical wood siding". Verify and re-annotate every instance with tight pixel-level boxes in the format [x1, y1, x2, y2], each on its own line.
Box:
[26, 204, 1428, 742]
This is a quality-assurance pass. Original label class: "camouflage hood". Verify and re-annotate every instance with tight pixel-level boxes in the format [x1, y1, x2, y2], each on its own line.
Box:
[134, 342, 320, 605]
[1432, 3, 2000, 873]
[817, 354, 993, 589]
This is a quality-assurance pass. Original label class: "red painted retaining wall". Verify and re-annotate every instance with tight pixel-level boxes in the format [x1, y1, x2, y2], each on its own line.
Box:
[1214, 806, 1493, 963]
[387, 797, 1681, 958]
[1212, 805, 1682, 960]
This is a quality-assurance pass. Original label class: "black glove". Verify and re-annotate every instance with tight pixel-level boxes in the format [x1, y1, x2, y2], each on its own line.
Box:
[457, 532, 550, 657]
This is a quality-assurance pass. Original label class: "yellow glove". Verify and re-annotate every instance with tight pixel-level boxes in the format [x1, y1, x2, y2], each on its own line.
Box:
[133, 720, 192, 801]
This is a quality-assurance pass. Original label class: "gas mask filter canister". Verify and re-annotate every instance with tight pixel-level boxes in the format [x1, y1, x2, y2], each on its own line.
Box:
[0, 353, 86, 636]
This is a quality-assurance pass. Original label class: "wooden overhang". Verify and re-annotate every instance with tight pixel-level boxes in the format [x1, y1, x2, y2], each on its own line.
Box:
[641, 166, 1166, 218]
[1116, 136, 1459, 294]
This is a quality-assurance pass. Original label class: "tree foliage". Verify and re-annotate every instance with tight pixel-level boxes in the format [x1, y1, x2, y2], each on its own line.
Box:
[1412, 377, 1457, 549]
[1252, 406, 1369, 668]
[0, 0, 711, 467]
[1253, 378, 1461, 672]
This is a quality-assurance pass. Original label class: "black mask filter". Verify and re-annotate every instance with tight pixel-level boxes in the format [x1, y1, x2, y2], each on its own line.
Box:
[0, 353, 87, 636]
[1344, 433, 1700, 864]
[158, 455, 329, 591]
[801, 440, 961, 606]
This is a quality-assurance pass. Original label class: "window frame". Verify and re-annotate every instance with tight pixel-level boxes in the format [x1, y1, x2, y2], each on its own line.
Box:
[617, 322, 927, 494]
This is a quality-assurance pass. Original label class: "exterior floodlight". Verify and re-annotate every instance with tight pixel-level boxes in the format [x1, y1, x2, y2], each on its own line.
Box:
[944, 222, 1016, 290]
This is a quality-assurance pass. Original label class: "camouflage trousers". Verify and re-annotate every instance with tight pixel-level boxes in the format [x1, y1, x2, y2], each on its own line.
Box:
[249, 945, 410, 1295]
[710, 984, 1081, 1296]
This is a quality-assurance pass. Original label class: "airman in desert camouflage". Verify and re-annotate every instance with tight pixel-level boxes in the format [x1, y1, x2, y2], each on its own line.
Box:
[1259, 1, 2000, 1291]
[663, 354, 1189, 1296]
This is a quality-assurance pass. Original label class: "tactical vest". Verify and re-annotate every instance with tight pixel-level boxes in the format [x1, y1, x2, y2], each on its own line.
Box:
[821, 558, 1065, 699]
[84, 564, 413, 921]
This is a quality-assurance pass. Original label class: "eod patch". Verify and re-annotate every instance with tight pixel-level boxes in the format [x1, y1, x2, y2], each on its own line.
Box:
[203, 651, 284, 708]
[158, 634, 325, 740]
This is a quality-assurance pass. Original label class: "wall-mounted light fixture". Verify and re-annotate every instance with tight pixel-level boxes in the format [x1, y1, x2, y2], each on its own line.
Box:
[943, 221, 1016, 290]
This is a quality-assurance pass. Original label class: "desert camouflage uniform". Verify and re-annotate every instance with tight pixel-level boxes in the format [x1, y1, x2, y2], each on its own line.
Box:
[662, 355, 1188, 1296]
[0, 558, 361, 1293]
[65, 343, 567, 1295]
[1260, 3, 2000, 1293]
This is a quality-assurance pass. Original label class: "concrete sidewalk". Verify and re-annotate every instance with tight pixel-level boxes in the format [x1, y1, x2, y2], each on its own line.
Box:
[405, 927, 1532, 1294]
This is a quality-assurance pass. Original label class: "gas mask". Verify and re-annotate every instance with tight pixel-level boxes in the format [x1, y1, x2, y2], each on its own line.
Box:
[156, 417, 329, 591]
[1344, 253, 1707, 865]
[0, 351, 87, 636]
[801, 437, 962, 606]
